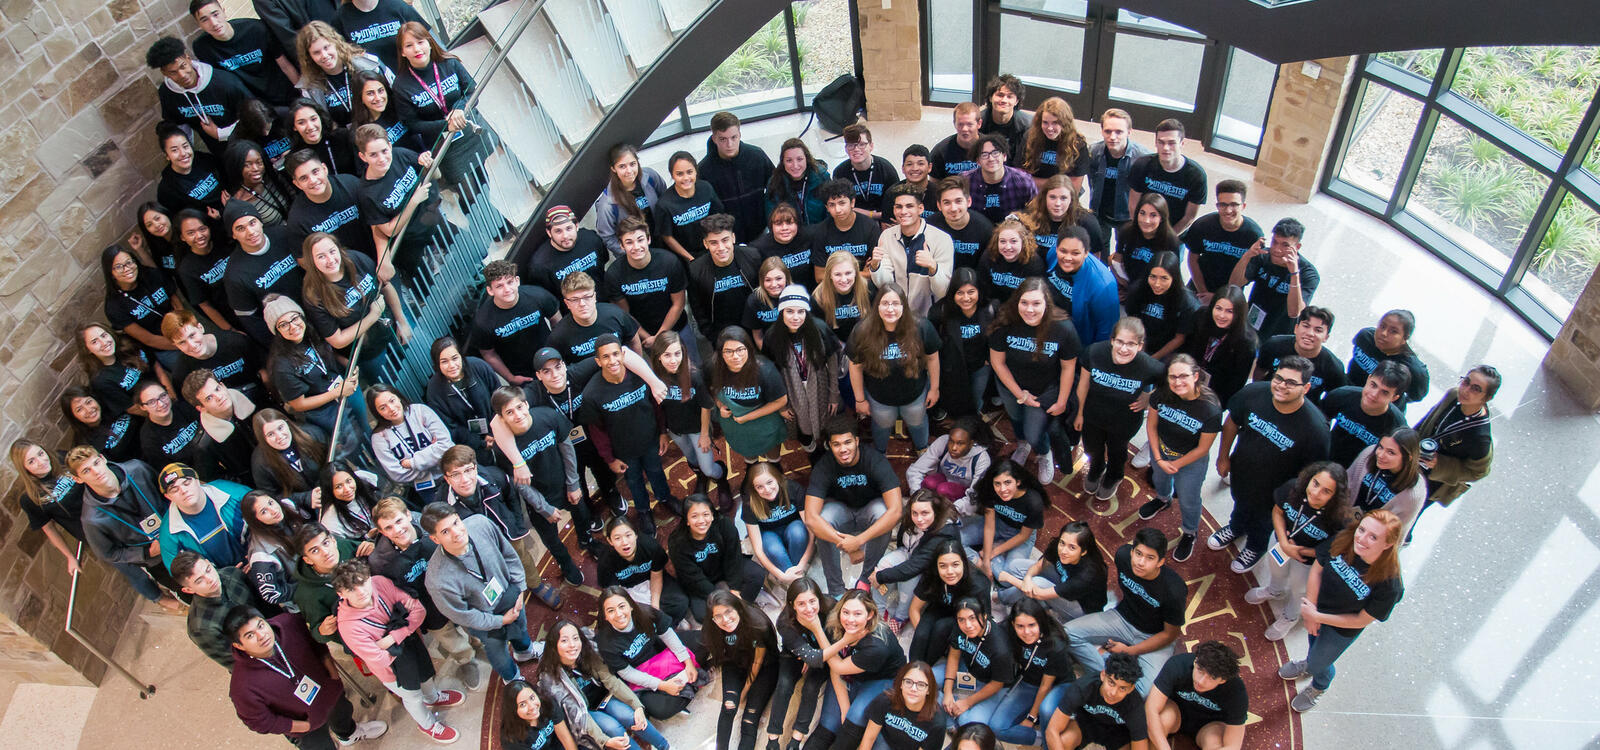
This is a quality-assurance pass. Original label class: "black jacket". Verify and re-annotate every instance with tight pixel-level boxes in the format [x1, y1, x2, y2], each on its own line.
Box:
[424, 356, 501, 462]
[668, 516, 748, 600]
[687, 246, 762, 336]
[253, 0, 340, 51]
[697, 138, 774, 242]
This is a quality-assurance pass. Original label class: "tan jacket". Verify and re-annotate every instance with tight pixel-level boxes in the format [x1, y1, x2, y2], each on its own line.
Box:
[871, 221, 954, 317]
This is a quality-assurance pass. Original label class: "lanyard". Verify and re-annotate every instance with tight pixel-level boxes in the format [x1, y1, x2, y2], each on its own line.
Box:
[849, 162, 876, 196]
[242, 183, 288, 215]
[458, 541, 490, 583]
[409, 63, 450, 114]
[1431, 403, 1487, 440]
[553, 386, 576, 421]
[305, 346, 328, 376]
[394, 412, 423, 458]
[255, 641, 296, 680]
[449, 381, 473, 409]
[99, 476, 160, 539]
[1287, 498, 1320, 539]
[327, 71, 351, 113]
[118, 286, 163, 320]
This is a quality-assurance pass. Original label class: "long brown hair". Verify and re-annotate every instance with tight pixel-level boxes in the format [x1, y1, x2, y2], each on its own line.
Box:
[1019, 174, 1090, 232]
[811, 251, 871, 328]
[895, 488, 954, 543]
[295, 21, 368, 88]
[606, 144, 646, 222]
[741, 461, 793, 521]
[647, 330, 696, 402]
[703, 590, 776, 670]
[395, 21, 455, 67]
[251, 408, 328, 492]
[242, 490, 305, 556]
[1023, 97, 1087, 176]
[534, 618, 610, 684]
[851, 283, 925, 380]
[1365, 427, 1422, 492]
[826, 589, 885, 641]
[888, 662, 939, 721]
[1328, 509, 1404, 584]
[300, 232, 361, 319]
[76, 322, 145, 377]
[988, 278, 1061, 361]
[984, 219, 1037, 266]
[10, 439, 69, 508]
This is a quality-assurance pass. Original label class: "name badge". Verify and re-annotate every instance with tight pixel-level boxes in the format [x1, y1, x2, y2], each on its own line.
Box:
[955, 670, 977, 691]
[568, 425, 586, 445]
[1268, 544, 1289, 567]
[1247, 304, 1267, 330]
[415, 478, 436, 492]
[140, 514, 162, 535]
[450, 129, 466, 142]
[483, 576, 504, 606]
[468, 417, 489, 436]
[294, 675, 321, 705]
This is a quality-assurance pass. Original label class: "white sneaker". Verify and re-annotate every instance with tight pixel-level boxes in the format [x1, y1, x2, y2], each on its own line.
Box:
[1243, 586, 1282, 605]
[1011, 444, 1032, 464]
[1130, 442, 1151, 469]
[1035, 451, 1055, 485]
[338, 720, 389, 745]
[1264, 618, 1297, 641]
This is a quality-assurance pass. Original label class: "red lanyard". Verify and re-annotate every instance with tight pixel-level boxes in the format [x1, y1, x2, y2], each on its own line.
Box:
[409, 63, 450, 115]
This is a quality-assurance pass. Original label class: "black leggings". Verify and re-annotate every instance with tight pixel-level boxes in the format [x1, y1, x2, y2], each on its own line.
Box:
[908, 612, 957, 665]
[719, 656, 779, 750]
[767, 657, 828, 735]
[686, 558, 768, 621]
[1082, 419, 1141, 488]
[636, 628, 705, 720]
[658, 574, 691, 628]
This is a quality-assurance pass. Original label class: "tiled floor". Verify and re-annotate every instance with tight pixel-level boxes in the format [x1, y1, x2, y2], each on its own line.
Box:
[18, 108, 1600, 749]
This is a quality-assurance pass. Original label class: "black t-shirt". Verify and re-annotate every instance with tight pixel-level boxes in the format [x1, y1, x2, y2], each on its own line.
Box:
[191, 18, 297, 105]
[607, 250, 688, 335]
[20, 470, 86, 540]
[173, 330, 261, 396]
[690, 249, 760, 336]
[988, 320, 1081, 396]
[841, 629, 906, 682]
[335, 0, 424, 75]
[1112, 543, 1186, 635]
[1055, 673, 1148, 748]
[1320, 385, 1406, 466]
[940, 305, 992, 375]
[741, 478, 806, 535]
[356, 147, 441, 226]
[1273, 480, 1344, 549]
[598, 534, 670, 589]
[928, 212, 995, 270]
[929, 134, 978, 179]
[1080, 341, 1165, 432]
[1151, 393, 1223, 461]
[158, 156, 226, 215]
[652, 182, 724, 257]
[848, 319, 941, 406]
[105, 271, 177, 332]
[578, 370, 659, 459]
[175, 244, 233, 316]
[89, 414, 141, 463]
[1012, 637, 1072, 686]
[1027, 141, 1091, 181]
[547, 303, 640, 364]
[809, 217, 879, 270]
[1314, 540, 1404, 636]
[715, 357, 786, 410]
[1152, 653, 1249, 728]
[91, 361, 146, 416]
[471, 286, 560, 377]
[596, 605, 673, 672]
[986, 488, 1043, 531]
[505, 699, 570, 750]
[826, 294, 866, 343]
[743, 294, 780, 333]
[864, 692, 945, 750]
[139, 403, 203, 467]
[1049, 558, 1109, 615]
[1129, 155, 1207, 229]
[1242, 254, 1320, 339]
[659, 369, 712, 437]
[952, 623, 1017, 684]
[1115, 231, 1174, 289]
[1255, 335, 1347, 404]
[1182, 214, 1264, 293]
[224, 230, 305, 316]
[978, 251, 1046, 304]
[1224, 382, 1331, 498]
[270, 343, 338, 402]
[1128, 289, 1199, 355]
[1347, 327, 1430, 404]
[508, 405, 575, 499]
[833, 156, 899, 215]
[305, 251, 383, 343]
[287, 173, 376, 257]
[751, 228, 815, 290]
[806, 448, 899, 510]
[524, 229, 610, 302]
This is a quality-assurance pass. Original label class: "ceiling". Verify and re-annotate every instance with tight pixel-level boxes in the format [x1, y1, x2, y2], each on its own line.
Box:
[1107, 0, 1600, 63]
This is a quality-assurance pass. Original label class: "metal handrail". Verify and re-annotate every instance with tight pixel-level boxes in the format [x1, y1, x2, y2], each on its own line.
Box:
[64, 542, 156, 699]
[326, 0, 550, 463]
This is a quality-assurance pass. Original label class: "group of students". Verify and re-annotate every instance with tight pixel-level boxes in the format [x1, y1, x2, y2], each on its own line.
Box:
[11, 19, 1506, 746]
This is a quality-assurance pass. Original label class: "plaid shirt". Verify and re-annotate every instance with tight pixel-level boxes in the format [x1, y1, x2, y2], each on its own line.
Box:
[968, 166, 1039, 224]
[187, 565, 258, 669]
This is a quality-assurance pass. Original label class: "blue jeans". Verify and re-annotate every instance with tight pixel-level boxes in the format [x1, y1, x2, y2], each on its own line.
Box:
[1066, 609, 1172, 696]
[1001, 386, 1058, 455]
[931, 661, 1008, 728]
[970, 364, 992, 414]
[591, 696, 670, 750]
[670, 432, 723, 478]
[112, 561, 163, 602]
[864, 385, 930, 453]
[990, 681, 1065, 745]
[620, 449, 675, 519]
[1150, 455, 1211, 535]
[466, 607, 532, 681]
[818, 677, 893, 732]
[760, 518, 811, 571]
[1306, 627, 1361, 691]
[960, 518, 1037, 579]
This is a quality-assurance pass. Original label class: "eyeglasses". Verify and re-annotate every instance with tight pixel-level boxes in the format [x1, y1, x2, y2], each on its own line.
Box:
[1458, 376, 1486, 394]
[845, 141, 871, 151]
[721, 345, 748, 356]
[565, 293, 596, 304]
[1111, 338, 1142, 349]
[1216, 201, 1242, 209]
[112, 260, 139, 272]
[901, 678, 930, 690]
[976, 150, 1004, 161]
[443, 467, 475, 481]
[140, 392, 171, 408]
[1270, 374, 1306, 388]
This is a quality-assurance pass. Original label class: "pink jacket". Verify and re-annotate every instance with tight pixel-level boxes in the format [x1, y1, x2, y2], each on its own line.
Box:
[335, 575, 426, 683]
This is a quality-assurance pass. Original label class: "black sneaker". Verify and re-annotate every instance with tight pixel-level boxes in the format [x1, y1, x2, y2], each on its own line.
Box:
[561, 560, 585, 586]
[1172, 533, 1196, 562]
[1137, 497, 1171, 520]
[1230, 546, 1262, 573]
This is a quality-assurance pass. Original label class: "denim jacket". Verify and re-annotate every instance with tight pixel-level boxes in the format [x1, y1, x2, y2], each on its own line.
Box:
[1085, 140, 1153, 223]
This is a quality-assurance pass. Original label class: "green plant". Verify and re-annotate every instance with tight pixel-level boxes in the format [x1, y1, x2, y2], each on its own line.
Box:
[790, 1, 810, 27]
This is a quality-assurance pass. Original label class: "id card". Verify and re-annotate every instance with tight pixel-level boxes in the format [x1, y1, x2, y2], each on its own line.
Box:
[415, 478, 436, 492]
[139, 514, 162, 535]
[294, 675, 321, 705]
[450, 129, 466, 142]
[1268, 544, 1288, 567]
[468, 417, 489, 436]
[955, 670, 977, 691]
[568, 425, 586, 445]
[1247, 304, 1267, 331]
[483, 577, 505, 606]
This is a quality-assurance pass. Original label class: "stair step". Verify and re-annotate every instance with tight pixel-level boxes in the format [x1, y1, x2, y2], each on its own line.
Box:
[544, 0, 638, 108]
[656, 0, 713, 33]
[598, 0, 673, 68]
[481, 2, 604, 143]
[453, 36, 572, 187]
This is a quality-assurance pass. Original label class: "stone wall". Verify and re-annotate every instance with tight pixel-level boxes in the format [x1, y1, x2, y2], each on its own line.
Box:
[0, 0, 196, 688]
[1545, 269, 1600, 411]
[855, 0, 921, 121]
[1256, 56, 1356, 202]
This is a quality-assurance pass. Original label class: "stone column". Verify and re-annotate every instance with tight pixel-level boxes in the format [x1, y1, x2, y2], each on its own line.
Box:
[1255, 56, 1357, 202]
[856, 0, 923, 121]
[1545, 269, 1600, 410]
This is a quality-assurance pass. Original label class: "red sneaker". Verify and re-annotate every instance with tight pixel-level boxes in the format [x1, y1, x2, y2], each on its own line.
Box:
[420, 722, 459, 744]
[426, 689, 465, 708]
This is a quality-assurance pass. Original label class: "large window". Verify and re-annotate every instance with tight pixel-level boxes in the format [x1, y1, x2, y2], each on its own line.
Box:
[1326, 46, 1600, 337]
[650, 0, 859, 141]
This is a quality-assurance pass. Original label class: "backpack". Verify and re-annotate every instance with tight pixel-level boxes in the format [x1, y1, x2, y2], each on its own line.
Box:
[805, 74, 865, 137]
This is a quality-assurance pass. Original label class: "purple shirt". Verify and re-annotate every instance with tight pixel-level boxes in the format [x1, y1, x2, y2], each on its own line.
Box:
[968, 166, 1039, 224]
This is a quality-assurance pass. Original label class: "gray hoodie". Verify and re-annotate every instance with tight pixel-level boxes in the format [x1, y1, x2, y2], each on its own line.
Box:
[424, 514, 527, 633]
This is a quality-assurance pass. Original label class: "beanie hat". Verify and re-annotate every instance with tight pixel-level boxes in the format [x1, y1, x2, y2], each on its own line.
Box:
[545, 205, 577, 227]
[776, 284, 811, 312]
[222, 200, 262, 232]
[262, 294, 305, 332]
[158, 463, 199, 494]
